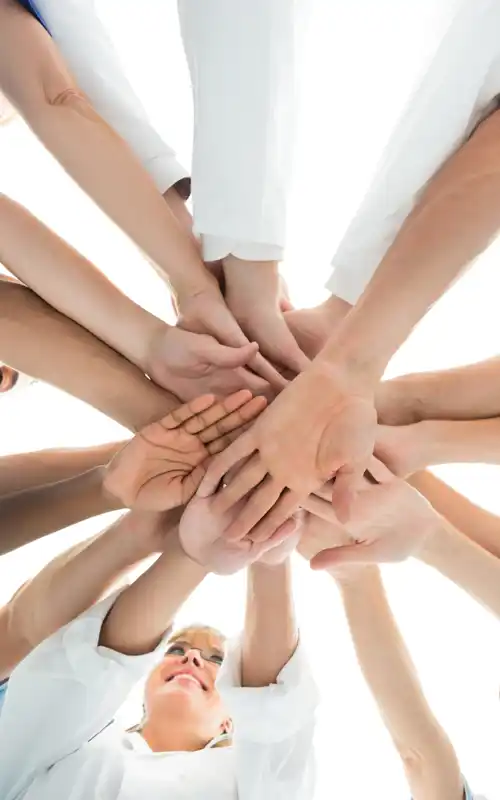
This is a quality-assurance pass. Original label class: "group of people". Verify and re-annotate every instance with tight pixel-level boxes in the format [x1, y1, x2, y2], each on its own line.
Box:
[0, 0, 499, 798]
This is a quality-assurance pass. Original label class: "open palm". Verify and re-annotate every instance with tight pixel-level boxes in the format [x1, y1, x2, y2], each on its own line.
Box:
[104, 391, 266, 511]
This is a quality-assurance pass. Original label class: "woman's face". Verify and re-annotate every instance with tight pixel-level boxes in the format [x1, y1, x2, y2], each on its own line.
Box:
[144, 628, 230, 740]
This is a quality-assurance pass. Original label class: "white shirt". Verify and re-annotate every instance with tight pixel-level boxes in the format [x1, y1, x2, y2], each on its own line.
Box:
[0, 592, 318, 800]
[35, 0, 307, 262]
[327, 0, 500, 303]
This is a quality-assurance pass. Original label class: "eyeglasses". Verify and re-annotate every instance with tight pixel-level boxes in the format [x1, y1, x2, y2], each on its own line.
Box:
[164, 641, 224, 666]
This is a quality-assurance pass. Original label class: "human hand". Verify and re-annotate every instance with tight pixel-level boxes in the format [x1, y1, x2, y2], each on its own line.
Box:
[176, 275, 287, 392]
[179, 495, 301, 575]
[375, 422, 431, 478]
[297, 510, 370, 581]
[284, 295, 350, 359]
[309, 460, 439, 570]
[375, 375, 425, 425]
[145, 325, 274, 401]
[197, 358, 378, 543]
[223, 257, 310, 375]
[104, 391, 266, 512]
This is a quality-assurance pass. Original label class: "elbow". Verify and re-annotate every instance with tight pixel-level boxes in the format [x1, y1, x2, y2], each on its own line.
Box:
[398, 738, 463, 800]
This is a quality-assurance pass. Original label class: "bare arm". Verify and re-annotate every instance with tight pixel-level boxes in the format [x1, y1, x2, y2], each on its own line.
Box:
[0, 1, 209, 302]
[418, 517, 500, 620]
[2, 509, 173, 679]
[0, 441, 121, 497]
[378, 356, 500, 425]
[409, 470, 500, 559]
[0, 193, 166, 375]
[337, 567, 463, 800]
[376, 416, 500, 478]
[0, 279, 180, 432]
[322, 109, 500, 381]
[0, 466, 121, 557]
[100, 523, 206, 655]
[241, 560, 298, 687]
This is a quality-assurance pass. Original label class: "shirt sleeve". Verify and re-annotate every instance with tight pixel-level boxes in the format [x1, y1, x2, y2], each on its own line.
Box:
[0, 591, 171, 800]
[216, 636, 319, 800]
[34, 0, 190, 196]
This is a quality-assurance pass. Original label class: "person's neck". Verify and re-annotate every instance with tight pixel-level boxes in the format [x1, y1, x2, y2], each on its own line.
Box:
[141, 718, 211, 753]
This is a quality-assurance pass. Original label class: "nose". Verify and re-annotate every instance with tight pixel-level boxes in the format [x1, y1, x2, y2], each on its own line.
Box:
[182, 649, 202, 668]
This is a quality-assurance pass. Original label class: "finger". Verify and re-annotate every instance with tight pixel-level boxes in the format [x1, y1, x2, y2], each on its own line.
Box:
[366, 455, 395, 484]
[212, 454, 268, 521]
[261, 326, 311, 375]
[240, 489, 302, 544]
[182, 390, 253, 435]
[203, 339, 260, 369]
[234, 366, 274, 397]
[254, 515, 300, 558]
[223, 475, 284, 541]
[201, 396, 267, 447]
[204, 305, 289, 391]
[249, 351, 289, 391]
[160, 394, 217, 430]
[310, 542, 379, 571]
[196, 432, 257, 498]
[301, 494, 339, 524]
[331, 462, 365, 524]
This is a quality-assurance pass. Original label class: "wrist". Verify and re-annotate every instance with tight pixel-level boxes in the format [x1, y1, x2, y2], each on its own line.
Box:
[416, 516, 448, 564]
[332, 564, 381, 591]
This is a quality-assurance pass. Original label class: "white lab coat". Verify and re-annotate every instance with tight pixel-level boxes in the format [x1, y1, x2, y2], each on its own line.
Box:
[327, 0, 500, 303]
[0, 591, 318, 800]
[35, 0, 309, 263]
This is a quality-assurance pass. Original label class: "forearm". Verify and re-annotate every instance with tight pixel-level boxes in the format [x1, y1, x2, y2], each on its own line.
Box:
[0, 194, 165, 370]
[408, 417, 500, 470]
[337, 568, 461, 798]
[0, 466, 121, 557]
[6, 510, 162, 665]
[100, 527, 207, 656]
[0, 6, 209, 300]
[321, 111, 500, 381]
[409, 471, 500, 558]
[418, 518, 500, 619]
[383, 356, 500, 422]
[0, 280, 180, 432]
[0, 441, 122, 497]
[241, 560, 298, 687]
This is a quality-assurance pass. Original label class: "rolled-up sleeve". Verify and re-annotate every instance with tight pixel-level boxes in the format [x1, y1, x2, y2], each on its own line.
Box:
[216, 636, 319, 799]
[178, 0, 309, 262]
[0, 591, 170, 800]
[35, 0, 189, 196]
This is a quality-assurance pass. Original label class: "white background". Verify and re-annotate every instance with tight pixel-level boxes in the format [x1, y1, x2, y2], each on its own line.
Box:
[0, 1, 499, 797]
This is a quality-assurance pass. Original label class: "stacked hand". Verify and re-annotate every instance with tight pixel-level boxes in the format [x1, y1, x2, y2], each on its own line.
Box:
[178, 495, 302, 575]
[197, 358, 378, 545]
[175, 275, 288, 392]
[104, 391, 266, 511]
[223, 257, 310, 376]
[146, 325, 274, 401]
[375, 422, 430, 478]
[307, 460, 439, 570]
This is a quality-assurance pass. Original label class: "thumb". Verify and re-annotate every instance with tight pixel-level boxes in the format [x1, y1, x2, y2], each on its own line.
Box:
[203, 339, 259, 369]
[331, 463, 364, 524]
[309, 542, 378, 571]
